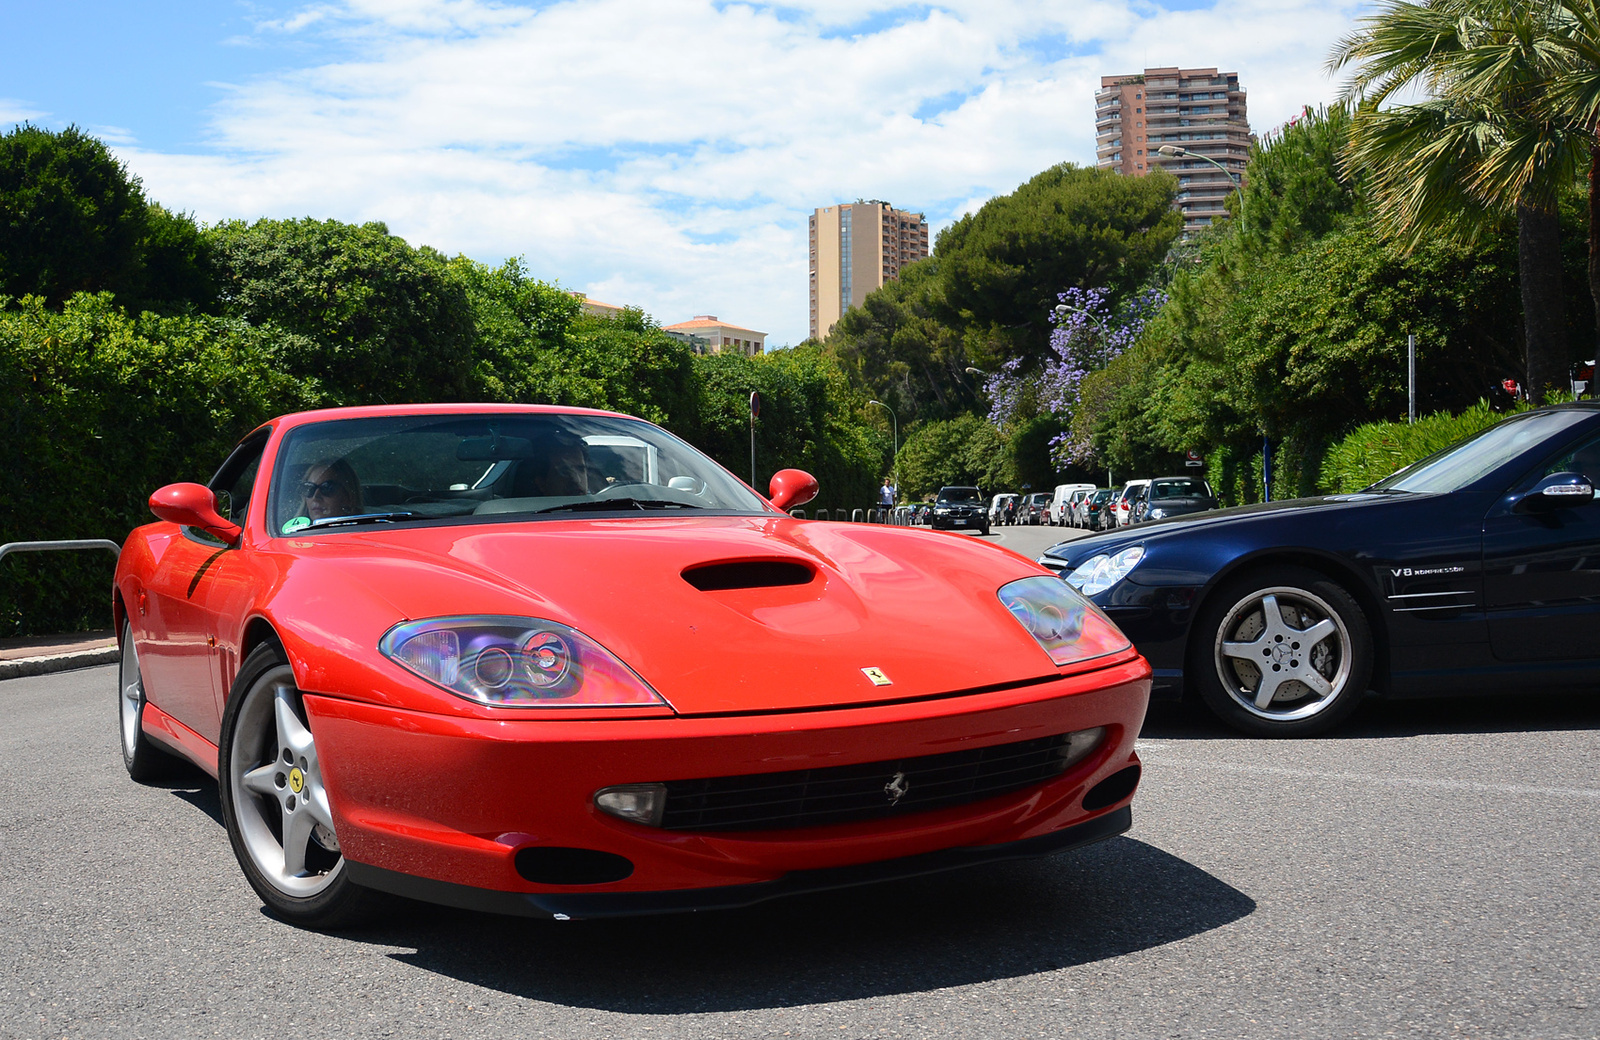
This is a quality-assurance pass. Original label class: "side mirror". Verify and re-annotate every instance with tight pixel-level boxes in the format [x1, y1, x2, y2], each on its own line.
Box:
[1514, 471, 1595, 514]
[768, 469, 819, 512]
[150, 483, 242, 543]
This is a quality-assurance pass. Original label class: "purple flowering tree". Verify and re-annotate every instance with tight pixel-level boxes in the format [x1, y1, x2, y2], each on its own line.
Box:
[983, 286, 1166, 468]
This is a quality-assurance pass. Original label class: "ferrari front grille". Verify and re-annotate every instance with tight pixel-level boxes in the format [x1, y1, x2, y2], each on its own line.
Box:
[660, 732, 1079, 833]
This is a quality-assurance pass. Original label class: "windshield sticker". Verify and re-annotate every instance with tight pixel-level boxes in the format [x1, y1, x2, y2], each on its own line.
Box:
[282, 515, 312, 534]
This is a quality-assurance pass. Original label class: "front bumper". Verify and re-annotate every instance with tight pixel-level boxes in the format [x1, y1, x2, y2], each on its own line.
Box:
[304, 656, 1149, 914]
[347, 804, 1133, 919]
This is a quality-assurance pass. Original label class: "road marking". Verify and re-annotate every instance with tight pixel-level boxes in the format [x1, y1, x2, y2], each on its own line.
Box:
[1138, 754, 1600, 800]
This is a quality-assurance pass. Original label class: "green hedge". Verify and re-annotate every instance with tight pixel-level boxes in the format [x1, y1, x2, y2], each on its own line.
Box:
[1318, 399, 1553, 493]
[0, 293, 317, 634]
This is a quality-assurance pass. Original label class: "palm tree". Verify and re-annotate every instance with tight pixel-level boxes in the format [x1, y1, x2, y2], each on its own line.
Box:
[1329, 0, 1578, 399]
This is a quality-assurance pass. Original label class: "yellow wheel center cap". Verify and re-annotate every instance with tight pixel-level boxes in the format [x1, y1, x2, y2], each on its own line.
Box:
[288, 767, 305, 794]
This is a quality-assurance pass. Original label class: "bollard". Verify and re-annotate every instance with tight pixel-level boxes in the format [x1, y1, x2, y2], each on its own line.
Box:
[815, 509, 829, 521]
[789, 508, 806, 518]
[851, 509, 865, 523]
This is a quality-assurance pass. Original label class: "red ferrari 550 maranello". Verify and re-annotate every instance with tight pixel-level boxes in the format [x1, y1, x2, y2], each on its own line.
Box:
[114, 404, 1150, 927]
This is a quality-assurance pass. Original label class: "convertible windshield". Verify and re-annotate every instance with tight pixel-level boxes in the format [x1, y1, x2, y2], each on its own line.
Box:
[269, 413, 768, 535]
[1367, 410, 1592, 494]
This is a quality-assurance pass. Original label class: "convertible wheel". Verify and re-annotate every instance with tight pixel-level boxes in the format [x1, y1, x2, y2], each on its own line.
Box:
[1193, 566, 1373, 737]
[219, 642, 377, 928]
[118, 621, 180, 782]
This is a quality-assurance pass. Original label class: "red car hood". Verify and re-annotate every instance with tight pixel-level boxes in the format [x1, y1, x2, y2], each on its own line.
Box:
[307, 516, 1057, 715]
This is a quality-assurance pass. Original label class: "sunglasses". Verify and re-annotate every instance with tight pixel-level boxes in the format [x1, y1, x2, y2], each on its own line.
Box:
[299, 479, 348, 498]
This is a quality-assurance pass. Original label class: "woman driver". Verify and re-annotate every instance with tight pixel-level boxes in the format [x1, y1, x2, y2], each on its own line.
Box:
[285, 459, 362, 531]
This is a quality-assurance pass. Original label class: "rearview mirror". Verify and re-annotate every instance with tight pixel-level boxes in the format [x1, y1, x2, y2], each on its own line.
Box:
[768, 469, 819, 512]
[149, 483, 242, 543]
[1514, 471, 1595, 513]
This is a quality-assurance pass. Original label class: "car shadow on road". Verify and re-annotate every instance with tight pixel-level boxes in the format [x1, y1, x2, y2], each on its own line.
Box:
[1141, 691, 1600, 740]
[370, 836, 1252, 1012]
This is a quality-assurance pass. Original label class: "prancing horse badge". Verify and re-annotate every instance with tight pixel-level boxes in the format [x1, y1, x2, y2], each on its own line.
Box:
[861, 667, 892, 686]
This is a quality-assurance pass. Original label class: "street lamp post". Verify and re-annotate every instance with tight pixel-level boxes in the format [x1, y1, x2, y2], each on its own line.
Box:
[1157, 144, 1245, 232]
[867, 399, 899, 503]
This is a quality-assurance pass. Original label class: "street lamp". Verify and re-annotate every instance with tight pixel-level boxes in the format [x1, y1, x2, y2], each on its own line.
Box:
[1157, 144, 1245, 232]
[867, 399, 899, 497]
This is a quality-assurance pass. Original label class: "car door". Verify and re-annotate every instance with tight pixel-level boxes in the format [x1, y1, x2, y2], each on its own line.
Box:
[136, 435, 267, 740]
[1482, 429, 1600, 662]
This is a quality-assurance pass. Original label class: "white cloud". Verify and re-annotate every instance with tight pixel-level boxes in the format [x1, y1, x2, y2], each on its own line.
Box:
[118, 0, 1372, 346]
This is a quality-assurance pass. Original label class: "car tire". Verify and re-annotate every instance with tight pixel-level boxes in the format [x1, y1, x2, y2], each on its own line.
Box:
[118, 621, 181, 782]
[218, 640, 380, 928]
[1191, 565, 1374, 737]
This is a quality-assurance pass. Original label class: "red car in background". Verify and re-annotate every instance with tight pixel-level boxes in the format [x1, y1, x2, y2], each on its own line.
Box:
[115, 405, 1149, 927]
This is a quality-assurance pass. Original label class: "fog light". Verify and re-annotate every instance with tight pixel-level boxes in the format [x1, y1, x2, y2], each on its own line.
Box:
[594, 783, 667, 826]
[1058, 726, 1105, 769]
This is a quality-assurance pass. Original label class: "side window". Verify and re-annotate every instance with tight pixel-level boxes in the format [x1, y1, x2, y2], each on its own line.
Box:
[189, 433, 269, 545]
[1542, 432, 1600, 482]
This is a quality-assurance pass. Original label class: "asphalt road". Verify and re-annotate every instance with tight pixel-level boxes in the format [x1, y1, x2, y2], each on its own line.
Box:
[4, 653, 1598, 1038]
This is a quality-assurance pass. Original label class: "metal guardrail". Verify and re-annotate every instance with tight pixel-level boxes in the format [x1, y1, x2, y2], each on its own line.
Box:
[0, 540, 122, 563]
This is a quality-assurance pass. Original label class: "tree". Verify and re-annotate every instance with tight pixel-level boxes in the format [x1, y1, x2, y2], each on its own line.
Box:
[826, 162, 1183, 423]
[208, 218, 477, 404]
[1330, 0, 1582, 398]
[0, 124, 148, 306]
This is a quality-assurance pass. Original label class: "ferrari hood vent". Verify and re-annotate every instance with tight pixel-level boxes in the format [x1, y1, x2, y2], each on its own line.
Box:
[681, 559, 815, 592]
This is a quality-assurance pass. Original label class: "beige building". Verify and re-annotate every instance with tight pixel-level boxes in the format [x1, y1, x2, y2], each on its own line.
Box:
[661, 316, 766, 356]
[571, 292, 626, 318]
[809, 200, 929, 340]
[1095, 67, 1252, 233]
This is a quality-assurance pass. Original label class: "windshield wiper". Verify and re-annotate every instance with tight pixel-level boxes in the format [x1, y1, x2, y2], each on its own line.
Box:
[308, 511, 421, 528]
[534, 498, 699, 514]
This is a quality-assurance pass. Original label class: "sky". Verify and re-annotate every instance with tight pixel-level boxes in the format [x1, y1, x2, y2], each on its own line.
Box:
[2, 0, 1372, 346]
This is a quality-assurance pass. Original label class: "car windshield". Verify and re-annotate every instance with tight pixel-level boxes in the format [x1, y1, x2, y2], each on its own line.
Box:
[269, 413, 767, 535]
[1152, 478, 1210, 498]
[1367, 410, 1593, 494]
[939, 488, 981, 503]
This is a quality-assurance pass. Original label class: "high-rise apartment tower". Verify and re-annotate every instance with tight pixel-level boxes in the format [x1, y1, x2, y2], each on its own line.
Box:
[809, 201, 929, 340]
[1095, 67, 1252, 233]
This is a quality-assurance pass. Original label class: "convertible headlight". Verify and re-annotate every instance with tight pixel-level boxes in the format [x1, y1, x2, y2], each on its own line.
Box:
[998, 575, 1131, 666]
[1065, 546, 1146, 596]
[380, 616, 670, 708]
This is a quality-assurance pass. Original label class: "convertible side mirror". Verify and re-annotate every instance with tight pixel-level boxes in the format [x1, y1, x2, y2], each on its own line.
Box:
[1514, 471, 1595, 514]
[150, 483, 243, 543]
[768, 469, 819, 512]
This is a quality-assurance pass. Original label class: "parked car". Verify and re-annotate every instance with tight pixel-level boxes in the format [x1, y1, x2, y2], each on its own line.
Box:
[930, 486, 989, 534]
[1083, 488, 1116, 530]
[1038, 402, 1600, 737]
[1050, 483, 1095, 526]
[911, 502, 933, 525]
[1108, 479, 1151, 529]
[990, 493, 1019, 526]
[1021, 492, 1053, 525]
[1067, 488, 1098, 528]
[116, 404, 1150, 926]
[1134, 476, 1218, 524]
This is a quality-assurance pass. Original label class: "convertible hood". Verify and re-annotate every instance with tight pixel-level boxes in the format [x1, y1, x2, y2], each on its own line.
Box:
[313, 517, 1059, 714]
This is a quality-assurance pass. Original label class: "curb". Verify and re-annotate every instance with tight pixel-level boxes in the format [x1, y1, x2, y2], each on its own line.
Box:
[0, 647, 121, 681]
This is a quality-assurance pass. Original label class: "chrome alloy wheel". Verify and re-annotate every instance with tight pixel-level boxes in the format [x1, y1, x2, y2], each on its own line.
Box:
[227, 668, 344, 898]
[118, 629, 143, 761]
[1213, 586, 1353, 722]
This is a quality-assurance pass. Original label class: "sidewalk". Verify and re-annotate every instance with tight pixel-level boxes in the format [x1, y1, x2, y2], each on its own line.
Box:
[0, 630, 119, 680]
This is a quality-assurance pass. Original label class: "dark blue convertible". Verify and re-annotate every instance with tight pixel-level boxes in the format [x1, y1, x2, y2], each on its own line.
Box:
[1039, 402, 1600, 736]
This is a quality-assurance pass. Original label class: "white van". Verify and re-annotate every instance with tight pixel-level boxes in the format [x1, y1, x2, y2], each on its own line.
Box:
[1048, 483, 1095, 525]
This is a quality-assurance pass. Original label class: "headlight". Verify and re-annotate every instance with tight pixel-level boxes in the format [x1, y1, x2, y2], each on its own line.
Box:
[1064, 546, 1146, 596]
[1147, 509, 1167, 520]
[380, 616, 670, 708]
[998, 575, 1131, 666]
